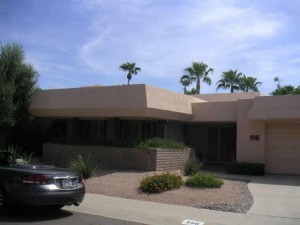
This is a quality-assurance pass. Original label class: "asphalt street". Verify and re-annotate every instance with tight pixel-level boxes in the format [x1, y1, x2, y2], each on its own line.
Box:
[0, 208, 146, 225]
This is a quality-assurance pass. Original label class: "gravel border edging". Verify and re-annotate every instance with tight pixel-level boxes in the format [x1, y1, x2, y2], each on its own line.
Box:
[195, 180, 254, 213]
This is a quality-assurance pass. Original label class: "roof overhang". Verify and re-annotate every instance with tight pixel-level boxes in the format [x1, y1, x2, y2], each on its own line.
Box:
[29, 84, 203, 121]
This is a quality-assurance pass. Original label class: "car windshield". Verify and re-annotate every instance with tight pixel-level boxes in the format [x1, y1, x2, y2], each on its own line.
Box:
[0, 152, 13, 165]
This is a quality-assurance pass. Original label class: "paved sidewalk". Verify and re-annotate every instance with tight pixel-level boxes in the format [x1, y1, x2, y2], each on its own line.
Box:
[67, 192, 300, 225]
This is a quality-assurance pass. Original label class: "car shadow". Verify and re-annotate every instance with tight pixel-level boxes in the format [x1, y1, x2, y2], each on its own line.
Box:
[0, 208, 73, 223]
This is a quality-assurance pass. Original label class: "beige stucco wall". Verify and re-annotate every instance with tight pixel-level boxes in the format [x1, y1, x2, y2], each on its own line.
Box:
[192, 101, 237, 122]
[29, 84, 203, 121]
[29, 85, 148, 117]
[248, 95, 300, 120]
[236, 99, 265, 163]
[145, 85, 203, 115]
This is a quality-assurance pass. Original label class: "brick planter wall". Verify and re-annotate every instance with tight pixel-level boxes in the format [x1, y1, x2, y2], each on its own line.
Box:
[43, 143, 194, 171]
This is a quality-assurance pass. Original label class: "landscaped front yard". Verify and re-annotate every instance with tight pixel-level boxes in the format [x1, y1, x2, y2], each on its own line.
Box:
[85, 170, 253, 213]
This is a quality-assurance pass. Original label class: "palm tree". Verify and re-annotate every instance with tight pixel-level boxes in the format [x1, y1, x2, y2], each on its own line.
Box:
[216, 69, 242, 93]
[274, 76, 281, 88]
[183, 61, 213, 94]
[119, 62, 141, 85]
[179, 75, 192, 94]
[239, 75, 262, 92]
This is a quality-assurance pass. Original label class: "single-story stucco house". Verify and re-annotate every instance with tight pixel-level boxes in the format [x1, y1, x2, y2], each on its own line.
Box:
[29, 84, 300, 175]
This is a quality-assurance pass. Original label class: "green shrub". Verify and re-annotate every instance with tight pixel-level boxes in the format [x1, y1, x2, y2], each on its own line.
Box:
[226, 162, 265, 176]
[5, 145, 39, 164]
[184, 159, 202, 175]
[69, 154, 98, 179]
[140, 173, 184, 193]
[136, 137, 188, 149]
[50, 137, 189, 150]
[185, 172, 224, 188]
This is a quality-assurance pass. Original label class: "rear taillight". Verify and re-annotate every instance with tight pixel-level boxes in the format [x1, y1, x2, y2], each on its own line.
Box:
[79, 174, 85, 184]
[22, 175, 48, 184]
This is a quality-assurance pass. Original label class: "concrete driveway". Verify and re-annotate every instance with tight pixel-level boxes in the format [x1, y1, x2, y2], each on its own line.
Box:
[247, 174, 300, 218]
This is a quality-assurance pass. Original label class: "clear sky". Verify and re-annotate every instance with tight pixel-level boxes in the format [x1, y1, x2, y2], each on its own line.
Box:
[1, 0, 300, 94]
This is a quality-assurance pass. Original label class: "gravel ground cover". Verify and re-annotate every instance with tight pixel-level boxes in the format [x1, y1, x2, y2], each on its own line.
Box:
[85, 170, 253, 213]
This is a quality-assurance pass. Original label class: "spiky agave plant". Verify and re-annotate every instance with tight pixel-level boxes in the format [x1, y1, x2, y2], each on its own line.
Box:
[69, 154, 99, 179]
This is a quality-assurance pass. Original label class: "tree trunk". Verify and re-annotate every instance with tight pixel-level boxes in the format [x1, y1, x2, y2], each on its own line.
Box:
[196, 79, 200, 94]
[127, 73, 131, 85]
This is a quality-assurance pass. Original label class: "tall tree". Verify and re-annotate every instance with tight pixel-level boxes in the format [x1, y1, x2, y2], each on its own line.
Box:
[271, 77, 300, 95]
[183, 61, 213, 94]
[179, 75, 192, 94]
[239, 75, 262, 92]
[0, 43, 38, 129]
[216, 69, 242, 93]
[119, 62, 141, 85]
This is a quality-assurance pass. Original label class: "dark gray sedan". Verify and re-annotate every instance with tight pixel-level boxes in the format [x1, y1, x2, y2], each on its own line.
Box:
[0, 151, 85, 210]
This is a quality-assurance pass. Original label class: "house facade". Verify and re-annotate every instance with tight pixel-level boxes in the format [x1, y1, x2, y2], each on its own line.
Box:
[29, 84, 300, 175]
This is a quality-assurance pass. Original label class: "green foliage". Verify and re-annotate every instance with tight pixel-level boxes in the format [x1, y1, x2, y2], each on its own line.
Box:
[119, 62, 141, 85]
[136, 137, 188, 149]
[140, 173, 184, 193]
[182, 61, 213, 94]
[5, 144, 38, 164]
[271, 77, 300, 95]
[0, 43, 39, 129]
[216, 69, 242, 93]
[185, 88, 197, 95]
[69, 154, 98, 179]
[51, 137, 189, 150]
[185, 172, 224, 188]
[239, 75, 262, 92]
[271, 85, 300, 95]
[184, 159, 202, 175]
[179, 75, 193, 94]
[226, 162, 265, 176]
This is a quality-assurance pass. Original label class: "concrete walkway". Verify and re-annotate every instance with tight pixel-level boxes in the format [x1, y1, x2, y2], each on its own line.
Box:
[67, 174, 300, 225]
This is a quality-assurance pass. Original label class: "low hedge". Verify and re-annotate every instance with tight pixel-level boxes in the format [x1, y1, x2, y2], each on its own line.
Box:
[136, 137, 188, 149]
[140, 173, 184, 193]
[51, 137, 188, 149]
[226, 162, 265, 176]
[185, 172, 224, 188]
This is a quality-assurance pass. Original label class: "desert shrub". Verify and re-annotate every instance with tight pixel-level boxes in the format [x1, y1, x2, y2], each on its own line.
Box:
[5, 145, 39, 164]
[185, 172, 224, 188]
[136, 137, 188, 149]
[69, 154, 98, 179]
[140, 173, 184, 193]
[226, 162, 265, 176]
[184, 159, 202, 175]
